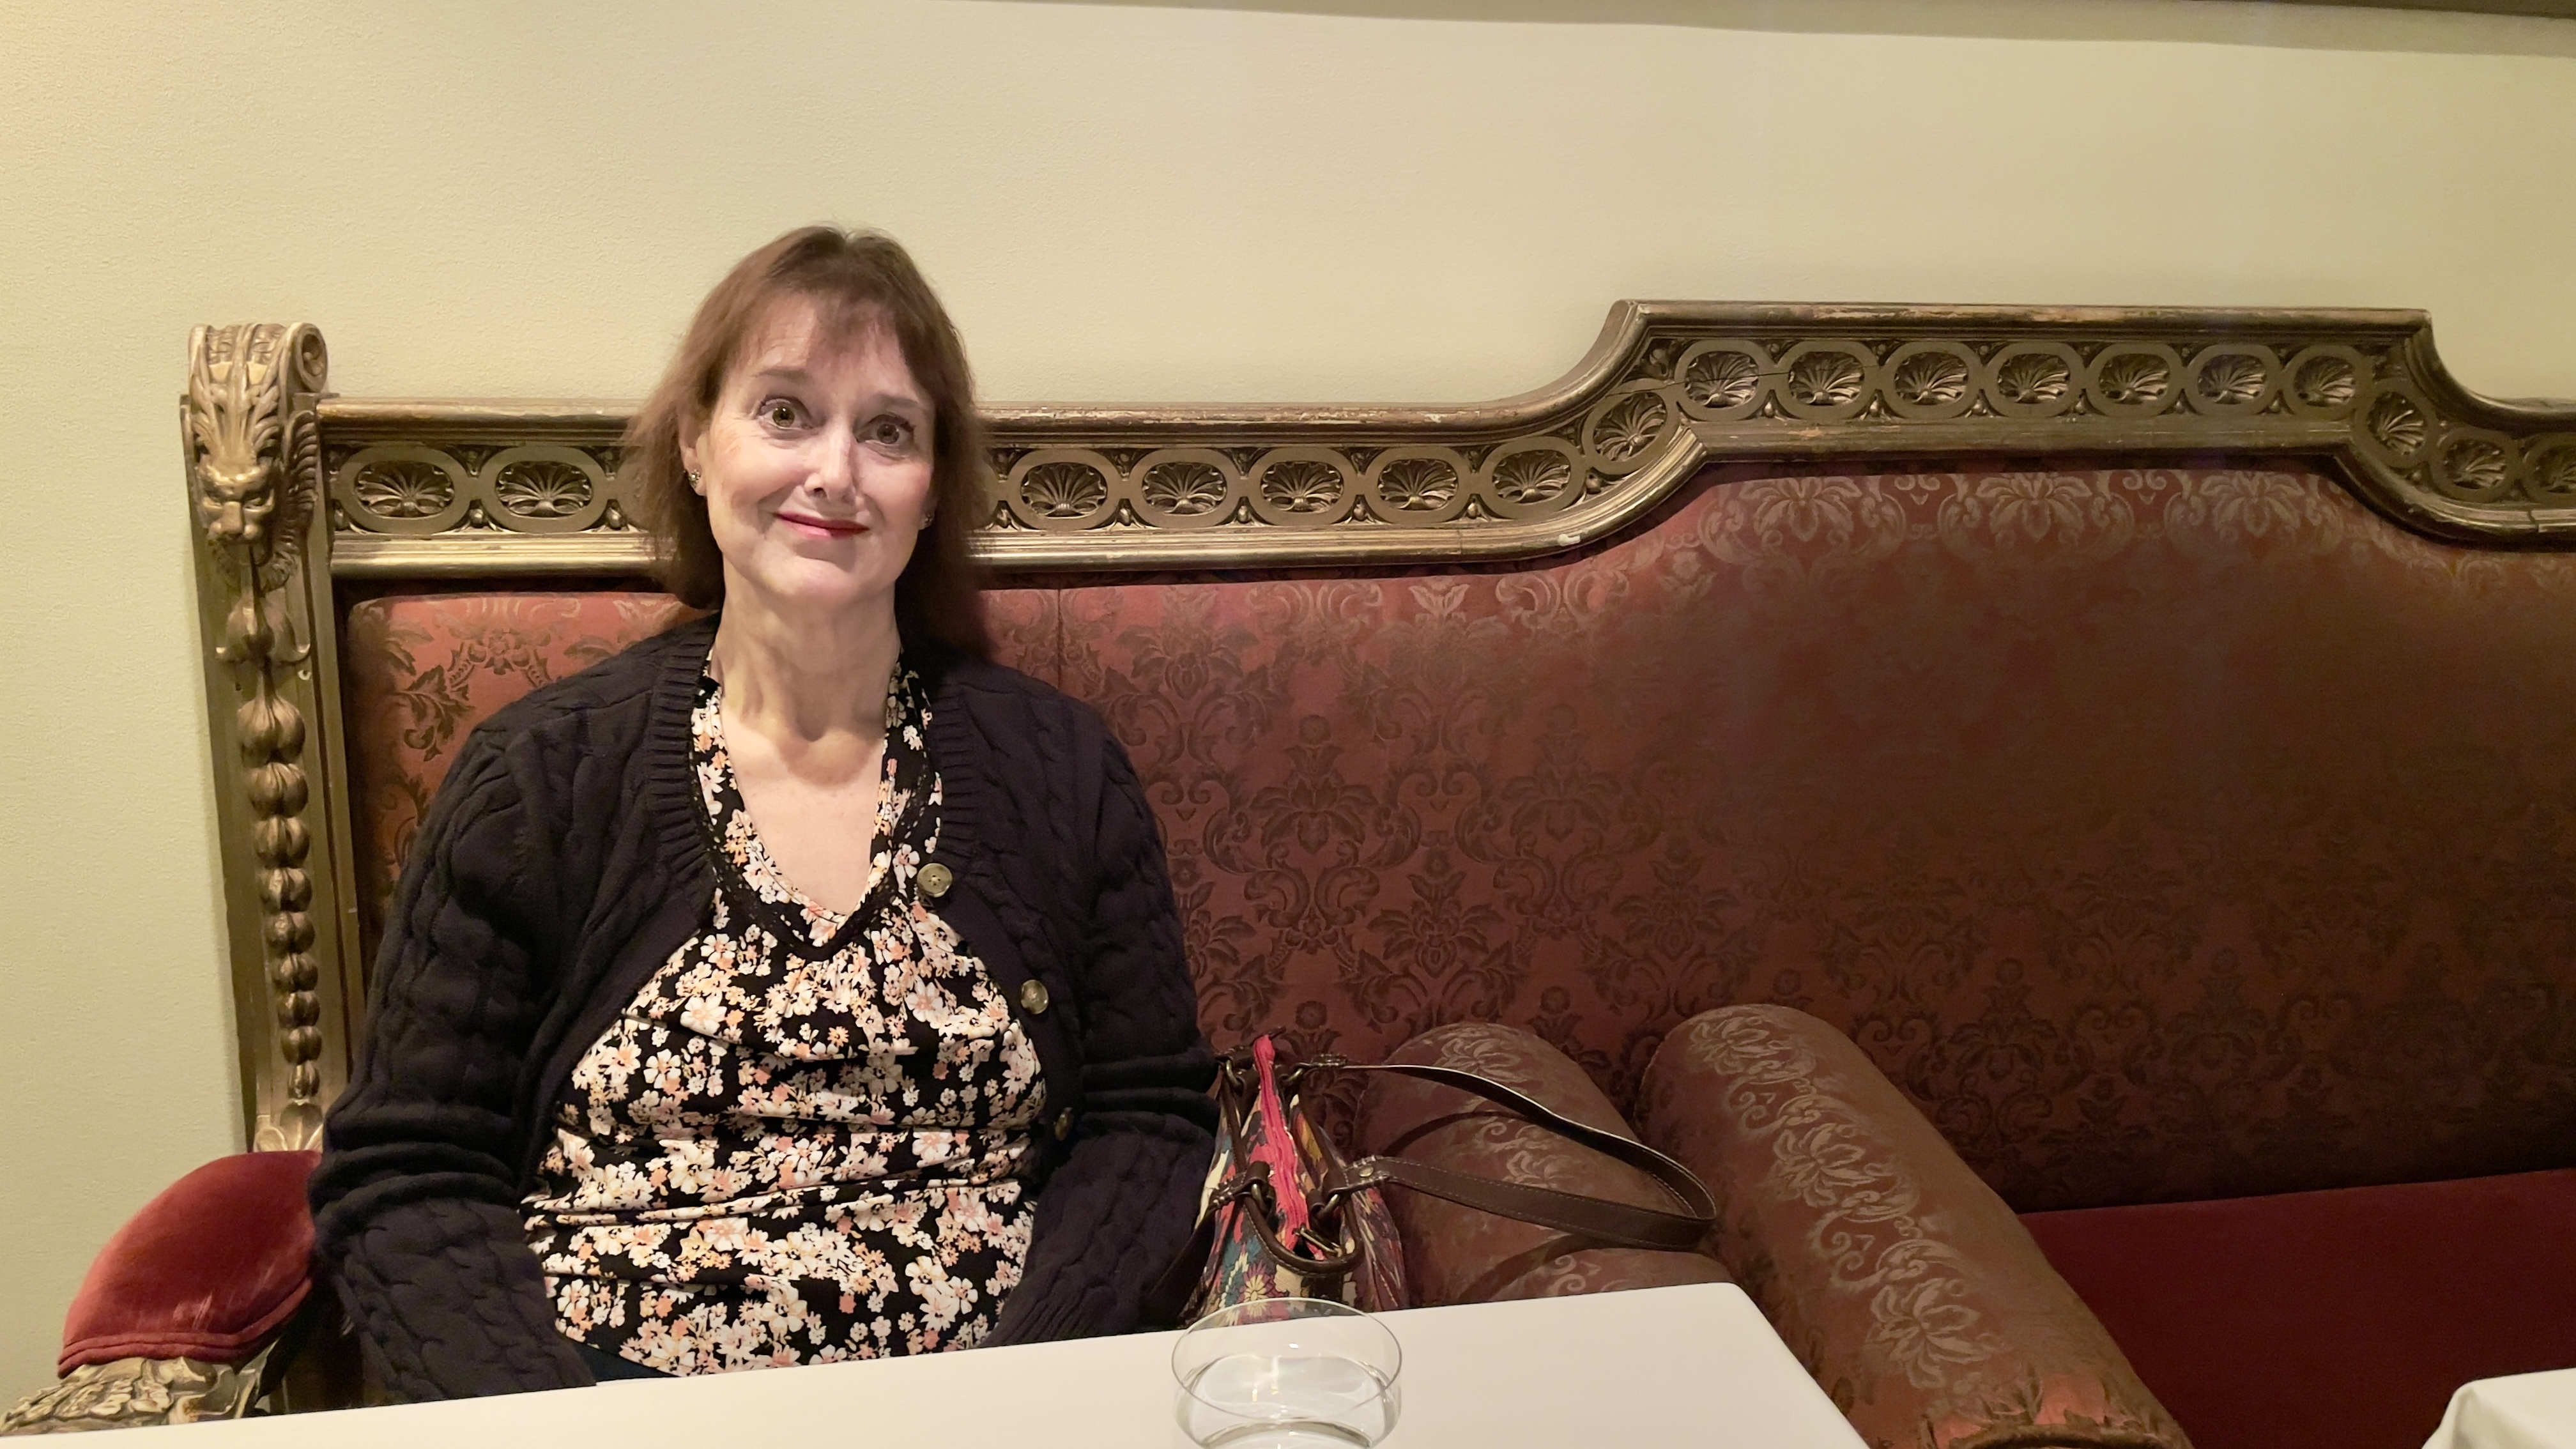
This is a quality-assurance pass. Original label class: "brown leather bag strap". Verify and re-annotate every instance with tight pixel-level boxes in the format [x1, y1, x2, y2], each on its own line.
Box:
[1216, 1162, 1366, 1277]
[1316, 1060, 1717, 1254]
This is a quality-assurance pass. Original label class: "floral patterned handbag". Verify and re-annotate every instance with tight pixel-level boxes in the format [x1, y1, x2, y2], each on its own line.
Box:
[1161, 1034, 1719, 1321]
[1178, 1035, 1409, 1316]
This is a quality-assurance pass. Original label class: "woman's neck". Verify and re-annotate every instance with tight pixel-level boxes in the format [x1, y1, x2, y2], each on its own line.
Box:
[708, 588, 902, 769]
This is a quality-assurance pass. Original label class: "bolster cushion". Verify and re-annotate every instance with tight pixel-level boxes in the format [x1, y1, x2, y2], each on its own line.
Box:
[1637, 1006, 2185, 1449]
[58, 1151, 319, 1376]
[1353, 1021, 1731, 1305]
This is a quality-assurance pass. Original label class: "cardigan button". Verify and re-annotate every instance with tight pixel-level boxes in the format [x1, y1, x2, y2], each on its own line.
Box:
[918, 862, 954, 898]
[1052, 1108, 1074, 1140]
[1019, 979, 1051, 1015]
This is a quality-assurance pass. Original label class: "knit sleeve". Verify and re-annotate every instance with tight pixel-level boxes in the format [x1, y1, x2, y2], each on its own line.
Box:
[306, 727, 593, 1400]
[984, 728, 1216, 1346]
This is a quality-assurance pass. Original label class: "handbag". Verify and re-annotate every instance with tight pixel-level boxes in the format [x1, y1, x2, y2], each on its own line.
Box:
[1162, 1034, 1721, 1321]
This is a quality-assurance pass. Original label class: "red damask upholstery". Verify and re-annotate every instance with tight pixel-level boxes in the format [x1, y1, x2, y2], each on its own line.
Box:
[330, 462, 2576, 1445]
[1637, 1006, 2182, 1449]
[57, 1152, 319, 1374]
[343, 466, 2576, 1213]
[1351, 1022, 1731, 1305]
[342, 592, 695, 956]
[1049, 464, 2576, 1209]
[2024, 1168, 2576, 1449]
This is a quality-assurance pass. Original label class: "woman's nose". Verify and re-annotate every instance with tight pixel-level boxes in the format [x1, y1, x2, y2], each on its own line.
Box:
[806, 429, 865, 495]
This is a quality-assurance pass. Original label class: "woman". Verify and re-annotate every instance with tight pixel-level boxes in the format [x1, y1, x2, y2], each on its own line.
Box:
[308, 227, 1216, 1399]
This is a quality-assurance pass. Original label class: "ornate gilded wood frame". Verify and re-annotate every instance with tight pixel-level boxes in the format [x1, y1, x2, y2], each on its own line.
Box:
[186, 302, 2576, 1149]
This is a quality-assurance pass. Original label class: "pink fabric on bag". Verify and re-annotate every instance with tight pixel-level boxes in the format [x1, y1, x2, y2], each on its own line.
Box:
[1247, 1036, 1312, 1240]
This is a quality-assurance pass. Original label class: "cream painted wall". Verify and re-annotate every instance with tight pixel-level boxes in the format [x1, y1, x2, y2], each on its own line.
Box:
[3, 0, 2571, 1399]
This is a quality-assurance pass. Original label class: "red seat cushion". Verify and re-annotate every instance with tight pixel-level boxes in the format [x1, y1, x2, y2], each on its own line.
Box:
[2023, 1169, 2576, 1449]
[59, 1151, 319, 1374]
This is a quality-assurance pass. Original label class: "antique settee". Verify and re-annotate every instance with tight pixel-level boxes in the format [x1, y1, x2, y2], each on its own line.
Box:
[12, 304, 2576, 1448]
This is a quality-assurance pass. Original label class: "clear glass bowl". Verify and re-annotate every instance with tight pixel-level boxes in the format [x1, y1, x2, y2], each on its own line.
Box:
[1170, 1297, 1404, 1448]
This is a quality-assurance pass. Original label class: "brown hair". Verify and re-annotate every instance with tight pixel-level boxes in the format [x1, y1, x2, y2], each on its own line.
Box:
[627, 226, 991, 656]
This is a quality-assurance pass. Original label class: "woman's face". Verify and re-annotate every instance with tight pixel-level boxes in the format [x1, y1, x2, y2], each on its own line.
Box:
[682, 295, 935, 622]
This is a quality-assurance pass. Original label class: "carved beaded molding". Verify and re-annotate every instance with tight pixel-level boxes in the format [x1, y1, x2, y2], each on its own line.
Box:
[186, 323, 340, 1153]
[311, 302, 2576, 578]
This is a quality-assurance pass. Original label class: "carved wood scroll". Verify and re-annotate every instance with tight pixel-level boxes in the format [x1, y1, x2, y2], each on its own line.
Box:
[188, 301, 2576, 1146]
[3, 1354, 266, 1432]
[185, 323, 358, 1152]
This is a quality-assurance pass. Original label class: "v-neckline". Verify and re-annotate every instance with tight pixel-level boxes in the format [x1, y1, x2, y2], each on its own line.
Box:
[694, 667, 925, 960]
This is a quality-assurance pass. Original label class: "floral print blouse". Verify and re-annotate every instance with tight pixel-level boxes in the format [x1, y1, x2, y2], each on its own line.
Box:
[521, 660, 1045, 1376]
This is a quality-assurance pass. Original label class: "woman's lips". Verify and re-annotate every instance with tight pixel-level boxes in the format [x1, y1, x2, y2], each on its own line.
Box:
[777, 510, 868, 540]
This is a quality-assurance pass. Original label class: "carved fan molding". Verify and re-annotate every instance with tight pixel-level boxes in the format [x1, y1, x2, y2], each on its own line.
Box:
[185, 301, 2576, 1146]
[319, 303, 2576, 580]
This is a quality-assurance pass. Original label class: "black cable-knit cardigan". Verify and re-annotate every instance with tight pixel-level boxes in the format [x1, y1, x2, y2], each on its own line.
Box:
[308, 615, 1217, 1400]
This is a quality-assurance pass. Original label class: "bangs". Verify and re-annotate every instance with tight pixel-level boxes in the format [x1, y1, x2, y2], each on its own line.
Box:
[629, 224, 991, 656]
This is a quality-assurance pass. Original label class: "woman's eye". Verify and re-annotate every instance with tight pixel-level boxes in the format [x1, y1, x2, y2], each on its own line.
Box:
[760, 399, 803, 428]
[868, 417, 917, 448]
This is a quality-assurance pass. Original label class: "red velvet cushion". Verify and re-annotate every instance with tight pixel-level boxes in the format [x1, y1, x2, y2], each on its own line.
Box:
[59, 1151, 319, 1374]
[2023, 1169, 2576, 1449]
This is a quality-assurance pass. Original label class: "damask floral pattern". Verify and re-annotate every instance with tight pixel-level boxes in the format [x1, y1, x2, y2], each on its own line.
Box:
[344, 464, 2576, 1213]
[518, 665, 1043, 1375]
[1351, 1022, 1730, 1306]
[1637, 1006, 2185, 1449]
[343, 592, 696, 957]
[1061, 464, 2576, 1209]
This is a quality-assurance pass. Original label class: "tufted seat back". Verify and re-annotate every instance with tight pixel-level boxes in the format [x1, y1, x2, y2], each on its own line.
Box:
[340, 460, 2576, 1213]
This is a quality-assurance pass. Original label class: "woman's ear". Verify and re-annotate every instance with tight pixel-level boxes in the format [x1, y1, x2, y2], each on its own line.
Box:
[678, 429, 705, 494]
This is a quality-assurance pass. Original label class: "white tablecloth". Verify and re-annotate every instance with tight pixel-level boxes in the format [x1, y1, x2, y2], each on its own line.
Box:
[2428, 1370, 2576, 1449]
[145, 1283, 1862, 1447]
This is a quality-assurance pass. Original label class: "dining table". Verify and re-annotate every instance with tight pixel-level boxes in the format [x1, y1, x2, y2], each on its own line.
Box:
[2427, 1368, 2576, 1449]
[134, 1282, 1863, 1446]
